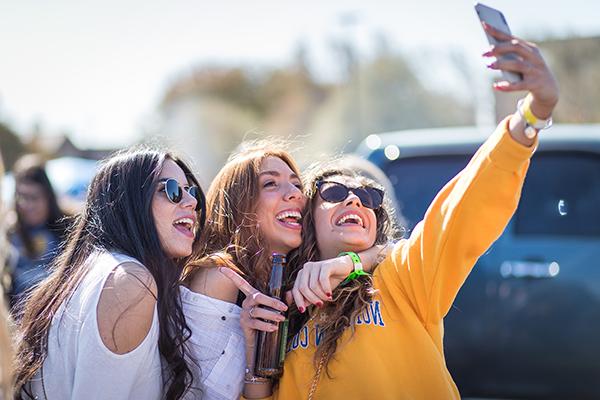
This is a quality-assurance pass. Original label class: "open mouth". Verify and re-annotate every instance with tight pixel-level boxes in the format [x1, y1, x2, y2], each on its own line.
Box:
[173, 217, 196, 238]
[335, 213, 364, 228]
[275, 210, 302, 228]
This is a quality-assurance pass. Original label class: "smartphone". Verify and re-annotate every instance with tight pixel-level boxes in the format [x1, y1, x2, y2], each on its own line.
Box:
[474, 2, 523, 83]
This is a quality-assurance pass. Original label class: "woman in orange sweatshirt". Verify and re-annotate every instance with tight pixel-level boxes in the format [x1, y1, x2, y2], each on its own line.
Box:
[222, 24, 559, 399]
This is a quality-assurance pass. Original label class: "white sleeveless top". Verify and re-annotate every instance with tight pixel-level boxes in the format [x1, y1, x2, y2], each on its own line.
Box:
[24, 251, 163, 400]
[180, 286, 245, 400]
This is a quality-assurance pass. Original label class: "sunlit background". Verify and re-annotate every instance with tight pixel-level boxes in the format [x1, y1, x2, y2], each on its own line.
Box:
[2, 2, 600, 398]
[1, 0, 599, 183]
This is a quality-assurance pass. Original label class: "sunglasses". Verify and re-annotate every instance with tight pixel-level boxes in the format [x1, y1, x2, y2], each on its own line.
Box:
[159, 178, 205, 213]
[315, 180, 384, 210]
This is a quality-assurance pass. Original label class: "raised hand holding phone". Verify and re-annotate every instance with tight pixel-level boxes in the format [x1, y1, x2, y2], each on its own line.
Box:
[475, 3, 523, 83]
[474, 3, 559, 145]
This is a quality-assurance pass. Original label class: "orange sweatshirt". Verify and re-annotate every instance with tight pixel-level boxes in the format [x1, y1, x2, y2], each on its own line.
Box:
[263, 119, 537, 400]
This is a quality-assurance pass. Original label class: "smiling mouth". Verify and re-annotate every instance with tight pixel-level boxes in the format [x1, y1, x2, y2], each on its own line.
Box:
[173, 217, 195, 235]
[276, 210, 302, 227]
[335, 213, 364, 227]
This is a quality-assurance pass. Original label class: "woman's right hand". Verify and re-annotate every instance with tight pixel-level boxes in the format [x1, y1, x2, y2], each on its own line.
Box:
[289, 244, 392, 312]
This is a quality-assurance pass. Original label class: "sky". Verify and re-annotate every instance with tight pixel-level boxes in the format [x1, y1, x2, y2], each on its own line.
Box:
[1, 0, 599, 148]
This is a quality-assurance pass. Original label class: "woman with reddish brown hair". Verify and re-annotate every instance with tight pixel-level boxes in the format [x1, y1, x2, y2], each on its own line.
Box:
[181, 140, 385, 400]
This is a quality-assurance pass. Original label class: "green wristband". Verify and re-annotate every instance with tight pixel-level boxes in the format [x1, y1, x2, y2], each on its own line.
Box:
[338, 251, 369, 285]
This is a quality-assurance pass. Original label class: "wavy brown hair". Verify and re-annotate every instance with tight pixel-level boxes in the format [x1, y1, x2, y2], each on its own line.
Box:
[287, 162, 399, 375]
[183, 140, 302, 293]
[14, 148, 204, 400]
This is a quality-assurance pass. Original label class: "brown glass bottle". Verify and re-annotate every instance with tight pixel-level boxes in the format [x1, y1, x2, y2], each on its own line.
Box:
[254, 253, 288, 378]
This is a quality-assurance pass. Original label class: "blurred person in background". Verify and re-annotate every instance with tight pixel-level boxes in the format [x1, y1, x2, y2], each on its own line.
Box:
[14, 148, 206, 400]
[8, 155, 67, 306]
[0, 153, 15, 400]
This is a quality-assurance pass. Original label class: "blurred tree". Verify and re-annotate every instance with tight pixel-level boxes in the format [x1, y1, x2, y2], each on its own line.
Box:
[493, 36, 600, 124]
[157, 55, 327, 181]
[0, 122, 25, 171]
[306, 52, 474, 157]
[158, 40, 476, 177]
[540, 36, 600, 123]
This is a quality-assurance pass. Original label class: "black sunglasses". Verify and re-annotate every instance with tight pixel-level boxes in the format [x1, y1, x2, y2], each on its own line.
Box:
[315, 180, 384, 210]
[159, 178, 205, 214]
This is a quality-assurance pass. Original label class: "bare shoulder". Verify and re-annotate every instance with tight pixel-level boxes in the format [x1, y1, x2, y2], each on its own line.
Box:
[187, 266, 239, 304]
[97, 261, 158, 355]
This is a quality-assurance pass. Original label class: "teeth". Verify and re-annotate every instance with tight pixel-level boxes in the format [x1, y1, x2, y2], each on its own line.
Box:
[276, 211, 302, 221]
[174, 218, 194, 231]
[336, 214, 363, 227]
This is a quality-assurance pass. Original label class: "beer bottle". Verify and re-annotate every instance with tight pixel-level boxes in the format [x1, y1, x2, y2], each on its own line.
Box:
[254, 253, 288, 378]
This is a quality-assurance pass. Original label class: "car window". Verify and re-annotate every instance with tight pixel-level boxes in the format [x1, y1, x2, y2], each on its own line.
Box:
[383, 155, 468, 230]
[516, 152, 600, 237]
[382, 151, 600, 237]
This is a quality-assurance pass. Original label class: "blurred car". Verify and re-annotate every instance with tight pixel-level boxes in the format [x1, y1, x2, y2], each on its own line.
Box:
[2, 157, 99, 214]
[356, 124, 600, 400]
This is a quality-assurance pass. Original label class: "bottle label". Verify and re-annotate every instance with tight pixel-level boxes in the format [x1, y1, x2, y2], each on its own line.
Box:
[278, 319, 289, 366]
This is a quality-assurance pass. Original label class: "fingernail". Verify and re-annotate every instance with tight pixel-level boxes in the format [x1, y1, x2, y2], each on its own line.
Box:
[326, 292, 332, 297]
[487, 62, 497, 69]
[299, 306, 305, 313]
[482, 51, 492, 57]
[316, 302, 323, 308]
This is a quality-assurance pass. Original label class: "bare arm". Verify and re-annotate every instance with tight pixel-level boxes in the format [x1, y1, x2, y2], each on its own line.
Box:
[290, 243, 392, 312]
[186, 266, 240, 303]
[97, 262, 157, 354]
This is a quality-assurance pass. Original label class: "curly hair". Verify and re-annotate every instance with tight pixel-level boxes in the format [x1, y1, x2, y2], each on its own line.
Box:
[287, 161, 399, 375]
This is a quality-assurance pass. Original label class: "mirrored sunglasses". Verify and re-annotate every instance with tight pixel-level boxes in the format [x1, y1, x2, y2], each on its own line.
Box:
[160, 178, 204, 213]
[316, 180, 384, 210]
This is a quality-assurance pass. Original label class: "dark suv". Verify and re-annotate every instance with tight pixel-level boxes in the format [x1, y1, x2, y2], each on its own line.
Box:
[356, 124, 600, 400]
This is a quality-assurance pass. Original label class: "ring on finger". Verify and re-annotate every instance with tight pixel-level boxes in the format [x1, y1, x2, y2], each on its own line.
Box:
[249, 306, 256, 318]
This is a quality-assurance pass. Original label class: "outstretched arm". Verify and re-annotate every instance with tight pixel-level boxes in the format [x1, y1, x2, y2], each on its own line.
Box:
[483, 22, 559, 145]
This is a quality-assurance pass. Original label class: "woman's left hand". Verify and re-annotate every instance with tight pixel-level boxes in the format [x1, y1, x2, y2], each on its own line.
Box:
[290, 255, 353, 313]
[483, 22, 559, 117]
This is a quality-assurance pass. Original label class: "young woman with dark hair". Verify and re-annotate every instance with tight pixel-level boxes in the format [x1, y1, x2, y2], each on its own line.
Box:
[9, 155, 67, 303]
[14, 147, 206, 400]
[223, 27, 559, 399]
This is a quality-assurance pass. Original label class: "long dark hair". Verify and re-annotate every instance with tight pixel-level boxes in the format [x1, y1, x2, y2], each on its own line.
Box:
[14, 147, 204, 400]
[12, 155, 66, 258]
[287, 163, 399, 374]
